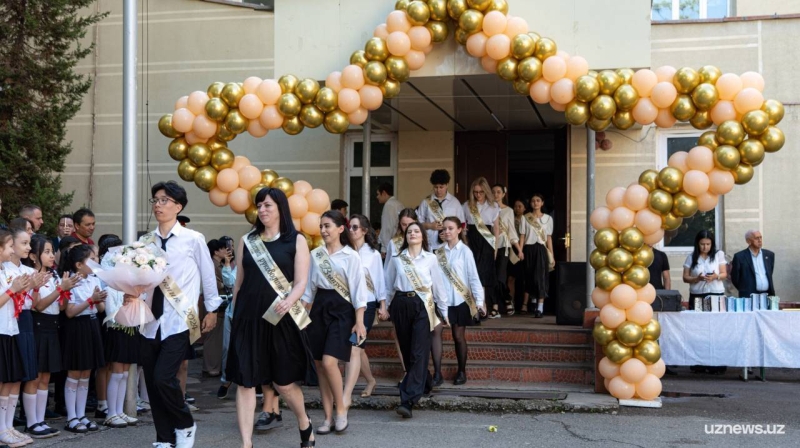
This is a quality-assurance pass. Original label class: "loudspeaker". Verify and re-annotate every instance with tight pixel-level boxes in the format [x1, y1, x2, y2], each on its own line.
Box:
[555, 262, 587, 326]
[653, 289, 682, 312]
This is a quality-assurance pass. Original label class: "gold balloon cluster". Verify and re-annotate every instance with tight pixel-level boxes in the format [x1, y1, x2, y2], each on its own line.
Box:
[591, 227, 650, 290]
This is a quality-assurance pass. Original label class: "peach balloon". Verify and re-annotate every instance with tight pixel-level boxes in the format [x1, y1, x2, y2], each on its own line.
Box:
[651, 82, 677, 109]
[301, 212, 321, 236]
[175, 95, 189, 110]
[636, 283, 656, 304]
[359, 85, 384, 111]
[635, 373, 662, 400]
[634, 209, 662, 236]
[482, 11, 507, 36]
[238, 93, 264, 120]
[620, 358, 648, 384]
[592, 287, 611, 308]
[232, 156, 251, 172]
[733, 87, 764, 115]
[228, 188, 251, 214]
[192, 115, 218, 139]
[542, 56, 567, 83]
[247, 119, 269, 138]
[590, 206, 612, 230]
[386, 10, 411, 33]
[565, 56, 589, 81]
[647, 359, 666, 379]
[632, 98, 658, 125]
[481, 56, 498, 74]
[549, 100, 566, 112]
[183, 132, 206, 145]
[550, 78, 575, 104]
[668, 151, 690, 173]
[707, 169, 735, 195]
[287, 194, 309, 219]
[556, 50, 570, 60]
[716, 73, 742, 100]
[408, 26, 432, 51]
[387, 31, 412, 57]
[710, 100, 736, 125]
[259, 105, 284, 130]
[606, 186, 627, 210]
[623, 185, 650, 212]
[696, 191, 719, 212]
[256, 79, 282, 106]
[626, 301, 654, 326]
[643, 229, 664, 245]
[529, 80, 551, 104]
[631, 69, 658, 98]
[187, 91, 210, 116]
[611, 284, 638, 310]
[338, 88, 361, 114]
[740, 71, 764, 92]
[610, 206, 635, 231]
[598, 357, 620, 380]
[504, 16, 529, 39]
[172, 108, 196, 133]
[325, 71, 343, 93]
[405, 50, 426, 71]
[243, 76, 263, 94]
[603, 378, 610, 391]
[600, 304, 626, 329]
[654, 108, 676, 128]
[341, 65, 366, 90]
[654, 65, 676, 83]
[687, 146, 715, 172]
[306, 189, 331, 214]
[423, 43, 434, 54]
[292, 218, 301, 232]
[466, 32, 489, 58]
[374, 23, 389, 40]
[609, 376, 636, 400]
[486, 34, 511, 60]
[209, 188, 228, 207]
[682, 170, 710, 197]
[293, 181, 313, 197]
[237, 165, 262, 190]
[348, 107, 369, 126]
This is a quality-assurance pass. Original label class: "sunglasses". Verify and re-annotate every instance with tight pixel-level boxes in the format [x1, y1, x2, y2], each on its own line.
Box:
[348, 225, 362, 231]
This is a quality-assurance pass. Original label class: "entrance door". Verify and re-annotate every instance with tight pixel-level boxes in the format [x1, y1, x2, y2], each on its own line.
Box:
[454, 132, 508, 201]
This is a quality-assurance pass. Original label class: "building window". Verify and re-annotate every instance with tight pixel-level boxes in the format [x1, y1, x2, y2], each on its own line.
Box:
[656, 130, 722, 252]
[652, 0, 729, 20]
[344, 133, 398, 232]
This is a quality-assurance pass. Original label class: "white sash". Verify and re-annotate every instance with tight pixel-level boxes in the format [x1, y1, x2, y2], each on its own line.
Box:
[469, 204, 496, 249]
[311, 247, 352, 304]
[398, 253, 440, 331]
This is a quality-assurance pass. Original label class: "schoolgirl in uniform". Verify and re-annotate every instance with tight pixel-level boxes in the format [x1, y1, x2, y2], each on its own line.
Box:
[522, 194, 555, 318]
[382, 208, 418, 268]
[507, 199, 529, 312]
[492, 184, 523, 316]
[462, 177, 501, 318]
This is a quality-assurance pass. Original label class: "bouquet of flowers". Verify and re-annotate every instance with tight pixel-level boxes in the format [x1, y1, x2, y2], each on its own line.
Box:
[88, 241, 168, 331]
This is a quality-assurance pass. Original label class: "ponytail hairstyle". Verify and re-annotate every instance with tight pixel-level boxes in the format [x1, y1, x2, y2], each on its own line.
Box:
[58, 244, 94, 276]
[442, 216, 468, 246]
[492, 183, 508, 205]
[320, 210, 353, 249]
[399, 221, 429, 254]
[350, 214, 379, 251]
[23, 235, 54, 274]
[98, 234, 123, 260]
[393, 208, 418, 239]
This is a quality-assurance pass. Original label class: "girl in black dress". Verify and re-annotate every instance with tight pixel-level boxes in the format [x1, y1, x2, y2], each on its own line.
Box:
[227, 187, 315, 448]
[462, 177, 501, 318]
[522, 194, 555, 318]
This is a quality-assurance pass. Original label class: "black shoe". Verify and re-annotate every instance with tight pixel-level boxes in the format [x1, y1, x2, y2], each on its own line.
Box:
[13, 414, 26, 427]
[453, 371, 467, 385]
[432, 373, 443, 388]
[255, 385, 263, 399]
[217, 383, 231, 399]
[45, 409, 64, 420]
[395, 403, 413, 418]
[86, 396, 97, 412]
[184, 393, 195, 404]
[25, 423, 54, 439]
[254, 411, 283, 431]
[533, 310, 543, 318]
[95, 407, 108, 419]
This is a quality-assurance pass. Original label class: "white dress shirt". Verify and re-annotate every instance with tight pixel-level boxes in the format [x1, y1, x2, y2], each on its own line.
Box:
[462, 201, 500, 227]
[521, 214, 553, 246]
[103, 288, 125, 326]
[356, 244, 386, 303]
[379, 196, 405, 254]
[302, 245, 368, 310]
[2, 262, 36, 310]
[38, 273, 62, 315]
[140, 221, 222, 340]
[496, 207, 520, 250]
[417, 193, 465, 250]
[0, 272, 19, 336]
[69, 275, 102, 317]
[384, 249, 448, 318]
[438, 241, 485, 308]
[750, 249, 770, 292]
[684, 251, 727, 294]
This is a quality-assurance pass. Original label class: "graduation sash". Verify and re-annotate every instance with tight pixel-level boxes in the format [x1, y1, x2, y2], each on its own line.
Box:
[364, 270, 375, 294]
[469, 204, 495, 249]
[391, 235, 403, 255]
[434, 247, 478, 317]
[398, 253, 440, 331]
[427, 196, 446, 223]
[311, 247, 352, 304]
[524, 214, 555, 271]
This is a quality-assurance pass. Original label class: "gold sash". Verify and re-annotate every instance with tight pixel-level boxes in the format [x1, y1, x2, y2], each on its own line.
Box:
[243, 232, 311, 330]
[469, 204, 496, 249]
[434, 247, 478, 317]
[398, 253, 440, 331]
[524, 214, 555, 271]
[427, 197, 446, 223]
[311, 247, 352, 304]
[391, 235, 403, 255]
[364, 270, 375, 294]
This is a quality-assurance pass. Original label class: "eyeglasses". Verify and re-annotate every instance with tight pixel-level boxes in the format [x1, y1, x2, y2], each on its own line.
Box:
[348, 225, 362, 231]
[473, 190, 484, 195]
[149, 197, 177, 206]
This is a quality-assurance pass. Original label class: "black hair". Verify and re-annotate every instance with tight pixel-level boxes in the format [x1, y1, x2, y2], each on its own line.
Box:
[207, 239, 224, 256]
[321, 210, 353, 248]
[73, 208, 95, 226]
[9, 217, 32, 234]
[0, 229, 11, 248]
[23, 235, 53, 271]
[393, 208, 418, 239]
[253, 187, 298, 242]
[513, 197, 529, 214]
[349, 214, 379, 251]
[98, 234, 123, 259]
[331, 199, 348, 211]
[58, 236, 81, 253]
[398, 221, 429, 253]
[429, 169, 451, 185]
[377, 182, 394, 196]
[690, 230, 718, 270]
[59, 214, 73, 222]
[151, 181, 188, 210]
[58, 244, 94, 276]
[530, 193, 547, 213]
[492, 183, 508, 205]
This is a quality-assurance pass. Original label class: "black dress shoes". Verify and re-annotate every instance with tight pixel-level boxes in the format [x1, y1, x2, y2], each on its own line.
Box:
[432, 373, 443, 388]
[453, 371, 467, 385]
[395, 402, 413, 418]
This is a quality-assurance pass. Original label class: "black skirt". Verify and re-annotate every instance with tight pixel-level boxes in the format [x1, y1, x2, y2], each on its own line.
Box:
[467, 225, 497, 288]
[17, 310, 38, 381]
[495, 251, 509, 287]
[363, 301, 378, 335]
[62, 315, 106, 371]
[33, 312, 62, 373]
[306, 288, 356, 362]
[0, 334, 25, 383]
[523, 244, 549, 298]
[104, 326, 139, 364]
[448, 302, 479, 327]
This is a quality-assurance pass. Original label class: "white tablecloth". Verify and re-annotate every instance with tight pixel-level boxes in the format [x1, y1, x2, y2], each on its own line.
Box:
[656, 311, 800, 367]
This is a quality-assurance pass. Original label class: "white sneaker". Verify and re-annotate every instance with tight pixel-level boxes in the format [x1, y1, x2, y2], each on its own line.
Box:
[119, 412, 139, 425]
[153, 443, 174, 448]
[104, 414, 128, 428]
[186, 402, 199, 412]
[175, 423, 196, 448]
[0, 429, 29, 448]
[9, 429, 32, 445]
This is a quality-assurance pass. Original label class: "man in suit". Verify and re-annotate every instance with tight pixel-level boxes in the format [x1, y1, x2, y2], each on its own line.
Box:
[730, 230, 776, 298]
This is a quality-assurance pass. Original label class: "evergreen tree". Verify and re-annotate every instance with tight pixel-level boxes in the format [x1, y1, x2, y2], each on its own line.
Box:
[0, 0, 107, 235]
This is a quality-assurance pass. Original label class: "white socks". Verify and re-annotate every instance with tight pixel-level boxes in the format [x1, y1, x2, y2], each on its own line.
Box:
[23, 392, 38, 428]
[537, 302, 544, 313]
[138, 366, 149, 402]
[76, 378, 90, 418]
[36, 390, 48, 424]
[65, 377, 79, 421]
[118, 371, 129, 416]
[0, 396, 8, 431]
[97, 399, 108, 412]
[107, 373, 123, 416]
[5, 395, 18, 430]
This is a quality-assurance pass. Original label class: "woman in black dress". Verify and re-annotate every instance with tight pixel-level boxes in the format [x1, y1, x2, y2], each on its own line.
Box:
[227, 188, 315, 448]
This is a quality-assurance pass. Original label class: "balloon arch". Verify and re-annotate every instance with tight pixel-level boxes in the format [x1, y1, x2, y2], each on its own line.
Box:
[157, 0, 786, 401]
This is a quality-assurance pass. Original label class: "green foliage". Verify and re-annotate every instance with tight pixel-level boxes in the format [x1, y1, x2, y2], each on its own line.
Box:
[0, 0, 107, 236]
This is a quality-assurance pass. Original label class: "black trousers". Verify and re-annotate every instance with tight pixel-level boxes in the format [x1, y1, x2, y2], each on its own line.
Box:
[391, 293, 432, 406]
[140, 330, 194, 443]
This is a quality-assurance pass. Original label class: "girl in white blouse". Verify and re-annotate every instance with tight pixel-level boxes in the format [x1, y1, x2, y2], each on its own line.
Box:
[492, 184, 523, 316]
[462, 177, 501, 318]
[382, 208, 418, 269]
[521, 194, 555, 318]
[384, 221, 447, 418]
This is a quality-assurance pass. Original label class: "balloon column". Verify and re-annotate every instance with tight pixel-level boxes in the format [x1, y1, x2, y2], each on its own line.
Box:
[157, 0, 787, 399]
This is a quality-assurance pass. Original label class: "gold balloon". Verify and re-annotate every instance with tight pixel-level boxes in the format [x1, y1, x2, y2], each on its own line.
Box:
[454, 27, 469, 45]
[205, 98, 230, 122]
[634, 340, 661, 365]
[282, 116, 304, 135]
[427, 0, 448, 20]
[612, 110, 635, 130]
[385, 56, 410, 83]
[517, 57, 543, 83]
[761, 99, 784, 125]
[607, 248, 634, 274]
[207, 81, 225, 98]
[511, 34, 536, 60]
[690, 83, 719, 111]
[633, 245, 654, 268]
[193, 166, 217, 192]
[364, 61, 388, 86]
[733, 162, 754, 185]
[597, 70, 622, 96]
[315, 87, 338, 113]
[642, 319, 661, 341]
[589, 249, 608, 270]
[587, 70, 599, 78]
[565, 100, 590, 126]
[395, 0, 410, 10]
[350, 50, 368, 68]
[158, 114, 182, 138]
[365, 37, 390, 62]
[177, 159, 198, 182]
[458, 9, 484, 34]
[299, 105, 324, 128]
[250, 184, 267, 203]
[590, 95, 616, 121]
[447, 0, 468, 20]
[261, 169, 279, 186]
[698, 65, 722, 84]
[278, 75, 299, 94]
[486, 0, 509, 13]
[496, 57, 519, 81]
[670, 94, 696, 121]
[168, 138, 189, 161]
[533, 37, 557, 60]
[210, 148, 235, 171]
[759, 126, 785, 153]
[381, 79, 402, 99]
[738, 139, 765, 166]
[512, 78, 531, 96]
[656, 167, 684, 194]
[697, 130, 718, 149]
[623, 265, 650, 288]
[662, 212, 683, 231]
[467, 0, 492, 10]
[245, 205, 259, 225]
[426, 20, 450, 43]
[714, 144, 741, 171]
[716, 121, 745, 146]
[619, 227, 645, 252]
[616, 321, 644, 347]
[673, 67, 700, 94]
[593, 323, 616, 346]
[671, 192, 699, 218]
[648, 189, 674, 216]
[594, 228, 619, 253]
[221, 82, 244, 108]
[187, 143, 212, 167]
[605, 340, 633, 364]
[575, 75, 600, 103]
[527, 32, 541, 46]
[596, 267, 623, 292]
[639, 170, 659, 192]
[208, 135, 225, 152]
[616, 68, 635, 85]
[741, 110, 770, 136]
[270, 177, 295, 196]
[311, 234, 325, 249]
[324, 110, 350, 134]
[690, 110, 713, 130]
[407, 1, 431, 25]
[216, 125, 236, 142]
[613, 85, 639, 112]
[588, 117, 611, 132]
[224, 110, 248, 134]
[295, 79, 320, 105]
[278, 93, 302, 117]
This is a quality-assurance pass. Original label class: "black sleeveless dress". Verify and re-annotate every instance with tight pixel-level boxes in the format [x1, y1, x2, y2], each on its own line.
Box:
[225, 235, 313, 387]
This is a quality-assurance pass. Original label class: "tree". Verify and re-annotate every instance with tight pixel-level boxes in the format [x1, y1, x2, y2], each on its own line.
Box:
[0, 0, 107, 236]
